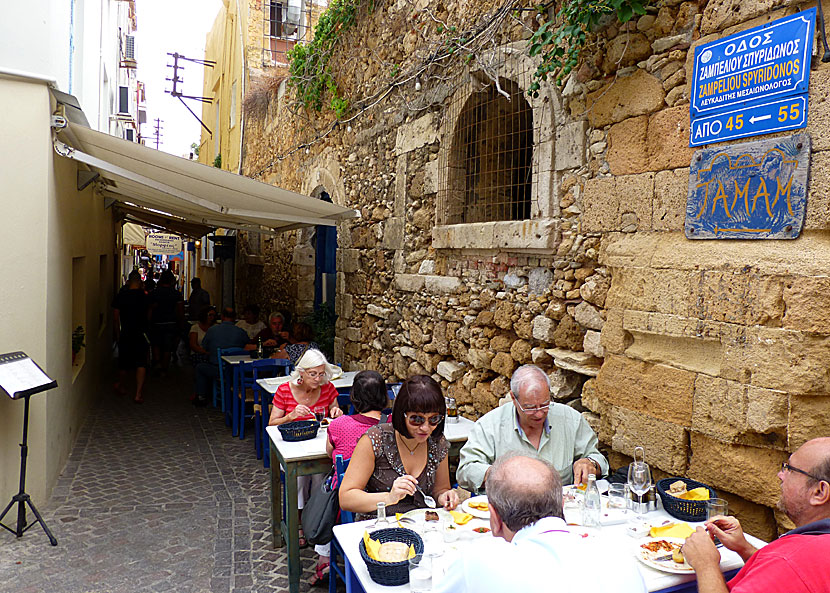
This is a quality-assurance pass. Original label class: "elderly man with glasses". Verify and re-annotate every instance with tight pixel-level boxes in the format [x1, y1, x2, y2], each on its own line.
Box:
[682, 437, 830, 593]
[457, 364, 608, 493]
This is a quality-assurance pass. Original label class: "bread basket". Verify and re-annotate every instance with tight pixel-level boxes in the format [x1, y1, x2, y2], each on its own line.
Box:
[359, 527, 423, 586]
[277, 420, 320, 442]
[656, 477, 718, 522]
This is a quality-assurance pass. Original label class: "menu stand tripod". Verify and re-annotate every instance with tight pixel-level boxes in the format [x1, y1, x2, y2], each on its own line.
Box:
[0, 352, 58, 545]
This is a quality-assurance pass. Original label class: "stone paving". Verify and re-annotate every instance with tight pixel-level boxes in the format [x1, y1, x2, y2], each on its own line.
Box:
[0, 367, 319, 593]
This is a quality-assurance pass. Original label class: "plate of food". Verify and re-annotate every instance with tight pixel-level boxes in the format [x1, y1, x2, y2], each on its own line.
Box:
[399, 507, 453, 526]
[635, 537, 695, 574]
[461, 495, 491, 519]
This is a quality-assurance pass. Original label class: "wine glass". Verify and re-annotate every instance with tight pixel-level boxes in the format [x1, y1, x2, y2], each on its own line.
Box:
[627, 460, 652, 521]
[313, 406, 326, 423]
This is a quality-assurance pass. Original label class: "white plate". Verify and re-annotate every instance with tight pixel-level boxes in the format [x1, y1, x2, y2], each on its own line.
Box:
[461, 495, 491, 519]
[635, 537, 695, 574]
[400, 507, 453, 524]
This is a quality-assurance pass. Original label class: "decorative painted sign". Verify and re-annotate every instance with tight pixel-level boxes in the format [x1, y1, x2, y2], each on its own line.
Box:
[690, 95, 808, 146]
[691, 8, 815, 117]
[146, 233, 182, 255]
[685, 134, 810, 239]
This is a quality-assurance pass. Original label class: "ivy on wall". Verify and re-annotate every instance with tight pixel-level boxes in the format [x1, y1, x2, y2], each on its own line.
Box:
[287, 0, 361, 117]
[528, 0, 652, 92]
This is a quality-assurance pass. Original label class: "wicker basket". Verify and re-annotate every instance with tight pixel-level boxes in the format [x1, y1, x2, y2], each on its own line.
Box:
[277, 420, 320, 442]
[359, 527, 424, 586]
[656, 477, 718, 522]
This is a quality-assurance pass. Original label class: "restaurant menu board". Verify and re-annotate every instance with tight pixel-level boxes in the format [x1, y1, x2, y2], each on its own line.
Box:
[0, 352, 57, 399]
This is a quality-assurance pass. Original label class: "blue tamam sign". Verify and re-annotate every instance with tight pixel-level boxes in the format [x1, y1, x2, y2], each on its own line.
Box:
[685, 134, 810, 240]
[691, 8, 815, 117]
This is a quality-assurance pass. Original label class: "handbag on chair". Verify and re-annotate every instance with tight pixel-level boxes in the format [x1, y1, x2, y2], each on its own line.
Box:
[302, 467, 340, 545]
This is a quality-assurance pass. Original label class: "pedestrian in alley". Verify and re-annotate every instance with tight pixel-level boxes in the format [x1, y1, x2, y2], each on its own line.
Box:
[193, 307, 249, 406]
[112, 270, 150, 404]
[187, 276, 211, 321]
[149, 269, 184, 374]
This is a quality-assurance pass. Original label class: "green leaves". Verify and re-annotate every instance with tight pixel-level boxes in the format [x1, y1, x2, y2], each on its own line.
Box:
[528, 0, 654, 93]
[288, 0, 359, 116]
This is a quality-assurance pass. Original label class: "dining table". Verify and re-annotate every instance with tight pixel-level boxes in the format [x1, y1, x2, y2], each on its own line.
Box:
[265, 415, 476, 593]
[331, 497, 768, 593]
[221, 353, 290, 436]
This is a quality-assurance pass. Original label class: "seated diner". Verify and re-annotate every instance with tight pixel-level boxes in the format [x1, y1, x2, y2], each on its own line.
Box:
[339, 374, 459, 519]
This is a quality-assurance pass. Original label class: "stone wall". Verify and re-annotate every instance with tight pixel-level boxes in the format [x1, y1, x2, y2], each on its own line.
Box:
[240, 0, 830, 540]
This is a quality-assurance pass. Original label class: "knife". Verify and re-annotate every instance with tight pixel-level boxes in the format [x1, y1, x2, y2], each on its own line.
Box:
[653, 553, 676, 562]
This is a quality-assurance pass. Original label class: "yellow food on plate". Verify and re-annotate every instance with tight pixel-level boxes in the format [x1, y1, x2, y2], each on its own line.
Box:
[672, 547, 685, 564]
[649, 522, 695, 539]
[449, 510, 473, 525]
[468, 501, 490, 511]
[575, 483, 587, 491]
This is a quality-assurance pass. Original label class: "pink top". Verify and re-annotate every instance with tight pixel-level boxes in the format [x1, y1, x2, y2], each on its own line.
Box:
[272, 381, 338, 421]
[327, 414, 382, 486]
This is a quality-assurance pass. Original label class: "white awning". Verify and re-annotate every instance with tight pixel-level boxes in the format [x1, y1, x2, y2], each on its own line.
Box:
[121, 222, 146, 246]
[53, 121, 358, 234]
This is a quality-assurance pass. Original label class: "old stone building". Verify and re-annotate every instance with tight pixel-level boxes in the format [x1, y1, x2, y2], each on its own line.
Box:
[232, 0, 830, 540]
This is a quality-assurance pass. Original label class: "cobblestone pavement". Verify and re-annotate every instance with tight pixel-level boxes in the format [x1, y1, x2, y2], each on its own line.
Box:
[0, 367, 319, 593]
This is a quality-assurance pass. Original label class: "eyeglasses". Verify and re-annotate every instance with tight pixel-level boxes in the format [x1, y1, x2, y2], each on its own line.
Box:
[302, 370, 325, 379]
[781, 461, 824, 482]
[405, 413, 443, 426]
[512, 393, 553, 414]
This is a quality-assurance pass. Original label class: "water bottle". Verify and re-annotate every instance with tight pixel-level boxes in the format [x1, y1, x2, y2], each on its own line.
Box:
[372, 501, 391, 531]
[582, 474, 601, 528]
[257, 337, 264, 358]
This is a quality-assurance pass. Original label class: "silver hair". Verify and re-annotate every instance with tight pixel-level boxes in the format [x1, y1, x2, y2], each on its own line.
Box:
[287, 349, 342, 385]
[509, 364, 551, 397]
[485, 452, 564, 532]
[268, 311, 285, 322]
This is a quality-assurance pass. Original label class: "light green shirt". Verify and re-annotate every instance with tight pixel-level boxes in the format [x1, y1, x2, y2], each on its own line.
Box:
[456, 402, 608, 493]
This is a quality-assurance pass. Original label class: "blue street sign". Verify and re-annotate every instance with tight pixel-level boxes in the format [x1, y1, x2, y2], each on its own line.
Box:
[691, 8, 815, 117]
[690, 95, 808, 147]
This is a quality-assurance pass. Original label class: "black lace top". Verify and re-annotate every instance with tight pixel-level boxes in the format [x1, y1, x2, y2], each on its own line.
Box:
[358, 423, 448, 519]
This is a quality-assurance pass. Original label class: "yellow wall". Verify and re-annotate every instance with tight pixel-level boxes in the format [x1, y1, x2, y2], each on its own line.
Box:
[0, 76, 116, 505]
[199, 0, 244, 174]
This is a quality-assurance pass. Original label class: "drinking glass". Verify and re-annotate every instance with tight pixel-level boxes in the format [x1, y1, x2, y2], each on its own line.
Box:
[627, 461, 652, 520]
[706, 498, 728, 520]
[313, 406, 326, 423]
[607, 483, 627, 509]
[409, 554, 432, 592]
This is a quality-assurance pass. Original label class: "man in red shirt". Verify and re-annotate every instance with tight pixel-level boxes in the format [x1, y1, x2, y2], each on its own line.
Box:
[684, 437, 830, 593]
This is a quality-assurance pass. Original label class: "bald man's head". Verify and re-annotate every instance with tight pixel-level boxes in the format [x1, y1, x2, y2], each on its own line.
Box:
[485, 453, 563, 532]
[799, 437, 830, 484]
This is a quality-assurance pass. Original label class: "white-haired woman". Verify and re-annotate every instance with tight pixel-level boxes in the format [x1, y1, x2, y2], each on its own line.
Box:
[268, 349, 343, 548]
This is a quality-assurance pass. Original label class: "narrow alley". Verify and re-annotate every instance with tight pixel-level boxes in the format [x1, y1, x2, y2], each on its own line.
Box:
[0, 367, 315, 593]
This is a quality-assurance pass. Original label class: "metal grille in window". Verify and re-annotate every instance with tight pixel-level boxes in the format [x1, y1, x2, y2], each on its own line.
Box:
[263, 0, 313, 67]
[440, 68, 538, 225]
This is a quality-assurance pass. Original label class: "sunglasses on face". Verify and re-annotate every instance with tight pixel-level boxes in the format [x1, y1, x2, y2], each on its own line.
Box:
[405, 413, 443, 426]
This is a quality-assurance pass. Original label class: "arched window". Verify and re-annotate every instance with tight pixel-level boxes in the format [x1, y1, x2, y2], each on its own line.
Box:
[446, 77, 533, 224]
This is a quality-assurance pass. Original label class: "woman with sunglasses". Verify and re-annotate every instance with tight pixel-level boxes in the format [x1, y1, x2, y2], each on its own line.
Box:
[269, 349, 344, 547]
[339, 375, 460, 518]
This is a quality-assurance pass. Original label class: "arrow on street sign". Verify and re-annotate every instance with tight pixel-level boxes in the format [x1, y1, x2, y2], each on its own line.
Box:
[690, 95, 807, 147]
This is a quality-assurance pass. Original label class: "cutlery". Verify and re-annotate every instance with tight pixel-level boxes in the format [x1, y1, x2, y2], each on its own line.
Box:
[415, 484, 437, 508]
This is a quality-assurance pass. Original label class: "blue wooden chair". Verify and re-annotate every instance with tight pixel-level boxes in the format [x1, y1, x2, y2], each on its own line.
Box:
[329, 454, 352, 593]
[251, 359, 291, 462]
[216, 347, 247, 427]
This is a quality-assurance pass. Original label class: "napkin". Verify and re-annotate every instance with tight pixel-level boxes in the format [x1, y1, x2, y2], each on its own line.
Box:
[649, 522, 695, 539]
[449, 510, 473, 525]
[679, 487, 710, 501]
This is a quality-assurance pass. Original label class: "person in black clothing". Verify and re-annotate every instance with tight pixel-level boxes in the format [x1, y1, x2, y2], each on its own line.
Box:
[149, 269, 184, 373]
[188, 277, 211, 321]
[113, 271, 150, 403]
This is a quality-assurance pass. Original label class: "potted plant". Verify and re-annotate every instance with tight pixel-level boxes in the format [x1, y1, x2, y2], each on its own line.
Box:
[72, 325, 85, 363]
